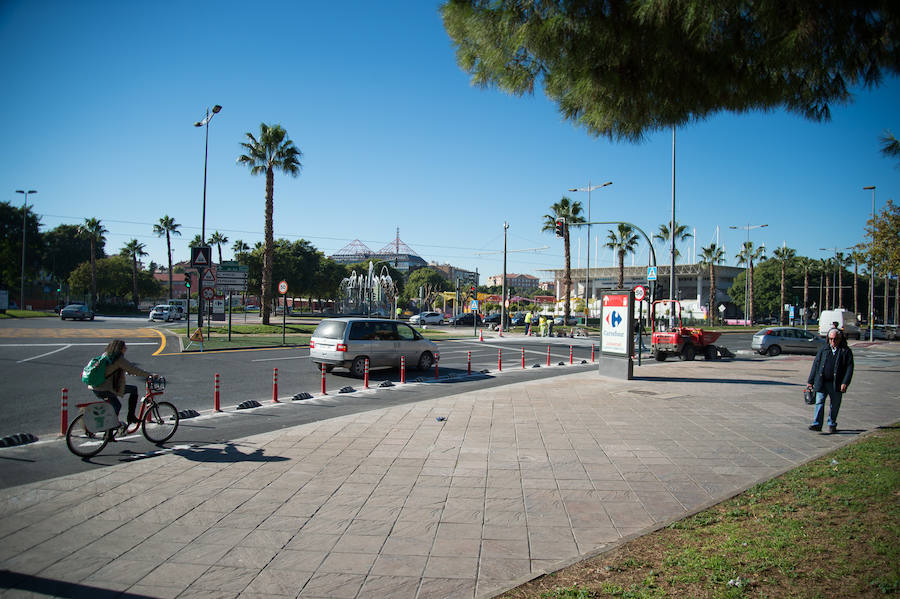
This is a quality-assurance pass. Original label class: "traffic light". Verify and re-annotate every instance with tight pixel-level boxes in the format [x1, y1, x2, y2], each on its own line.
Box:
[470, 286, 476, 297]
[554, 218, 565, 238]
[184, 273, 191, 288]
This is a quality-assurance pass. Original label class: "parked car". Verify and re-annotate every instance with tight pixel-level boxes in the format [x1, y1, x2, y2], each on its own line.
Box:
[409, 311, 444, 325]
[59, 304, 94, 321]
[509, 313, 526, 326]
[168, 306, 184, 321]
[148, 305, 175, 322]
[244, 305, 260, 311]
[872, 324, 898, 340]
[554, 316, 579, 326]
[309, 317, 439, 377]
[449, 313, 483, 326]
[751, 327, 826, 356]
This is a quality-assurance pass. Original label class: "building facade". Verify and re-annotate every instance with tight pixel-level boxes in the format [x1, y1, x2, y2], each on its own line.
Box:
[486, 273, 539, 290]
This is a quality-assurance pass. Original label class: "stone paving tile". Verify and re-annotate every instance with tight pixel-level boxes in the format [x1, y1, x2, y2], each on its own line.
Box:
[298, 571, 366, 598]
[187, 565, 261, 592]
[417, 576, 476, 598]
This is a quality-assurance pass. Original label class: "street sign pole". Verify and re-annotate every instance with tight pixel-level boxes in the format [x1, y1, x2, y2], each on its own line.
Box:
[228, 294, 232, 342]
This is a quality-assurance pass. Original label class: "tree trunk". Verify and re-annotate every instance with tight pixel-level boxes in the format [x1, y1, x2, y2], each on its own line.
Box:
[262, 167, 275, 325]
[617, 250, 625, 288]
[563, 224, 571, 323]
[166, 233, 173, 301]
[779, 264, 786, 325]
[838, 267, 843, 308]
[748, 260, 755, 324]
[885, 272, 890, 324]
[90, 239, 97, 308]
[132, 255, 139, 308]
[824, 271, 830, 310]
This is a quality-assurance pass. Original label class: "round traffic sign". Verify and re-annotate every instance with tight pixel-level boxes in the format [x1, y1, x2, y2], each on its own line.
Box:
[278, 280, 288, 295]
[633, 285, 646, 301]
[202, 288, 214, 300]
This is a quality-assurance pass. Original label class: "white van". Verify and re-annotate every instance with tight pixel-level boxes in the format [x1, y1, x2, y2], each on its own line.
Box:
[818, 308, 861, 339]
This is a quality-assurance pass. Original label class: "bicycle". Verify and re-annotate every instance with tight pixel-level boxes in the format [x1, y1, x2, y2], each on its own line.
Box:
[66, 377, 179, 458]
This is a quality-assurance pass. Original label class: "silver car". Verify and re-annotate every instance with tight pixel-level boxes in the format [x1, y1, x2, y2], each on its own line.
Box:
[309, 317, 439, 377]
[751, 327, 825, 356]
[409, 311, 444, 325]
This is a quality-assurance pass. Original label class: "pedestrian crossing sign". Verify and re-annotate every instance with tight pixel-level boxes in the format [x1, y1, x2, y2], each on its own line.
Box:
[647, 266, 658, 281]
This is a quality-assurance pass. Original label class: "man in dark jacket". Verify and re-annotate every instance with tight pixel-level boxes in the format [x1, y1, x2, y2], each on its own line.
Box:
[806, 328, 854, 433]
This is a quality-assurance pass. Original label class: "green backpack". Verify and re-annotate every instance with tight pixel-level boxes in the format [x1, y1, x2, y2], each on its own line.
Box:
[81, 354, 112, 387]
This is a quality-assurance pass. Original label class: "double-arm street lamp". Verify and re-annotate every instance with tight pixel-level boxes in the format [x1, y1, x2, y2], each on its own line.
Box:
[15, 189, 37, 310]
[863, 185, 876, 341]
[729, 223, 768, 324]
[568, 181, 612, 317]
[194, 105, 222, 329]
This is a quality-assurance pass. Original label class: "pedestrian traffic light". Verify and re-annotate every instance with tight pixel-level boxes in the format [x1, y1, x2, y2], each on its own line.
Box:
[554, 218, 565, 238]
[184, 274, 191, 288]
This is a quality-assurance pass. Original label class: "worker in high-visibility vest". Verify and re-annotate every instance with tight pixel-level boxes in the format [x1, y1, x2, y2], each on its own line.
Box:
[524, 311, 533, 335]
[538, 314, 546, 337]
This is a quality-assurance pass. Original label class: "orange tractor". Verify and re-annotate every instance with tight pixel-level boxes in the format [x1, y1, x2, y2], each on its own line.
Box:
[649, 299, 733, 361]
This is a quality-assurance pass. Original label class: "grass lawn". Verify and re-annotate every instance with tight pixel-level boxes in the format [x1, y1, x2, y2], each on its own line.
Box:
[498, 425, 900, 599]
[177, 323, 314, 351]
[0, 309, 53, 319]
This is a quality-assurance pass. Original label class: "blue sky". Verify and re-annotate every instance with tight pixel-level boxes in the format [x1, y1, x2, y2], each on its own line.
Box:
[2, 1, 898, 284]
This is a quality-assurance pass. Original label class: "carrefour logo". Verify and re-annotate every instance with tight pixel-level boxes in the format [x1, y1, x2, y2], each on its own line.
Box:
[605, 310, 622, 328]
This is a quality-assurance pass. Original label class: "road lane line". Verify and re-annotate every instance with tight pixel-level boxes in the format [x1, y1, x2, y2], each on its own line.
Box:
[17, 344, 72, 363]
[251, 355, 309, 362]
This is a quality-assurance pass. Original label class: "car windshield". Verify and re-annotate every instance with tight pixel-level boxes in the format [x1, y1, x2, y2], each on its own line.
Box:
[314, 320, 348, 339]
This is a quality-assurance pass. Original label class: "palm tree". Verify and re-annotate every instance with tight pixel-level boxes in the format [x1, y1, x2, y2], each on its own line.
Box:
[232, 239, 250, 261]
[654, 220, 693, 262]
[819, 258, 831, 310]
[238, 123, 303, 325]
[736, 241, 766, 323]
[209, 231, 229, 264]
[773, 246, 797, 324]
[153, 216, 181, 301]
[121, 239, 148, 308]
[698, 244, 725, 323]
[850, 247, 865, 316]
[78, 218, 107, 308]
[796, 256, 815, 325]
[835, 251, 851, 308]
[189, 234, 205, 249]
[604, 224, 640, 288]
[542, 196, 585, 324]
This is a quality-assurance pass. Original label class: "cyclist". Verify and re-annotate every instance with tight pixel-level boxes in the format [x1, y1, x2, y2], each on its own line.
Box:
[88, 339, 157, 430]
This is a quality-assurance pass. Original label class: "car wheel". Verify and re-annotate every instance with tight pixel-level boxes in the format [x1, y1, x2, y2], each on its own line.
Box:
[60, 316, 65, 320]
[90, 315, 94, 321]
[417, 352, 435, 371]
[767, 345, 782, 357]
[350, 357, 368, 378]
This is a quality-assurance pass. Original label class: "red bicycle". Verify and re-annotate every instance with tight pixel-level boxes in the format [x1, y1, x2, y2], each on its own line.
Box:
[66, 377, 179, 458]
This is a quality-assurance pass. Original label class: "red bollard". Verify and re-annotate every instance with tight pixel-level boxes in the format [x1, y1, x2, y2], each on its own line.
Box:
[521, 347, 525, 369]
[547, 345, 551, 366]
[591, 344, 595, 362]
[401, 356, 406, 383]
[569, 345, 573, 364]
[321, 362, 327, 395]
[498, 348, 502, 371]
[467, 351, 471, 375]
[214, 373, 221, 412]
[60, 388, 68, 436]
[364, 358, 369, 389]
[434, 355, 439, 379]
[273, 368, 279, 402]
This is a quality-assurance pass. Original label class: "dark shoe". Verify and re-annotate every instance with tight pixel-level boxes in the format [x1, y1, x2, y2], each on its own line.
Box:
[829, 426, 837, 434]
[127, 414, 139, 424]
[808, 425, 822, 431]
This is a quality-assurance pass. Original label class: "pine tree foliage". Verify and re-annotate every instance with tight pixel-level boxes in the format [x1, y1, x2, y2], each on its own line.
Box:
[441, 0, 900, 141]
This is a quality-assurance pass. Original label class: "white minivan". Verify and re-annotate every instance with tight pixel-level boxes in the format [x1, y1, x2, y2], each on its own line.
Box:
[818, 308, 861, 339]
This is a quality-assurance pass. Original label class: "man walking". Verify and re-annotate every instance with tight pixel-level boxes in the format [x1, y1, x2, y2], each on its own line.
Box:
[806, 328, 854, 434]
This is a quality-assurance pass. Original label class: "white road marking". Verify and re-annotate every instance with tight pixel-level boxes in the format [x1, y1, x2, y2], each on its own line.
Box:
[17, 344, 72, 363]
[251, 355, 309, 362]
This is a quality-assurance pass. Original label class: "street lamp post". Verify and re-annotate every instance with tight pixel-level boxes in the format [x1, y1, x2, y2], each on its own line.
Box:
[194, 105, 222, 329]
[568, 181, 612, 319]
[863, 186, 876, 341]
[729, 223, 768, 324]
[15, 189, 37, 310]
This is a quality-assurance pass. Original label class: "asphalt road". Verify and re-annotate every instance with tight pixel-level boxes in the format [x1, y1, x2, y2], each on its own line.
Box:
[0, 317, 766, 488]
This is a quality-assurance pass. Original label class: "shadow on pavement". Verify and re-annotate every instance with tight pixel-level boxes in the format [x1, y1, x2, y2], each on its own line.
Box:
[172, 443, 290, 463]
[634, 376, 796, 386]
[0, 570, 156, 598]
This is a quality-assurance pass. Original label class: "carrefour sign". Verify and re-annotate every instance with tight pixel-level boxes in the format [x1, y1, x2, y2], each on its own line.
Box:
[601, 292, 631, 355]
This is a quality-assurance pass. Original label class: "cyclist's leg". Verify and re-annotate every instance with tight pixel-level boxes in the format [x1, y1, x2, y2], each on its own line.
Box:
[124, 385, 139, 423]
[93, 390, 121, 419]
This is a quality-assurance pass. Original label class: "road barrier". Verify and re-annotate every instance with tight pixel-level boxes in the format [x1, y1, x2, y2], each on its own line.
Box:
[434, 355, 439, 380]
[570, 346, 573, 364]
[547, 345, 551, 366]
[214, 373, 221, 412]
[364, 358, 369, 389]
[498, 348, 502, 372]
[591, 344, 595, 362]
[467, 351, 471, 375]
[401, 356, 406, 383]
[60, 388, 68, 436]
[320, 363, 327, 395]
[272, 368, 279, 403]
[521, 347, 525, 369]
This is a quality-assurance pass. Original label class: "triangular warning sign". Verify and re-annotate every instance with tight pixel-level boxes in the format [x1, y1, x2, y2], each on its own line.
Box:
[189, 328, 204, 342]
[193, 252, 208, 266]
[191, 246, 211, 267]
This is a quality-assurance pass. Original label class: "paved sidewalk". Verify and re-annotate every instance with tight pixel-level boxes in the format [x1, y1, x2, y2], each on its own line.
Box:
[1, 347, 898, 599]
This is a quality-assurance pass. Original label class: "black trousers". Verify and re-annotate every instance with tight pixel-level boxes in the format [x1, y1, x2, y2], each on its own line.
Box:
[92, 385, 138, 420]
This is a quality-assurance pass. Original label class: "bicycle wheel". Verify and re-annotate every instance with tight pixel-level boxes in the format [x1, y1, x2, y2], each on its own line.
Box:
[141, 401, 179, 444]
[66, 414, 110, 458]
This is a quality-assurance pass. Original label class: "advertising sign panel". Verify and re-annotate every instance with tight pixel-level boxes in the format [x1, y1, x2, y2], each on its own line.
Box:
[601, 293, 631, 355]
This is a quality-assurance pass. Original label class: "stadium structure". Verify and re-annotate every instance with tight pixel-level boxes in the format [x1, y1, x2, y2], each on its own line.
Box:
[329, 230, 427, 274]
